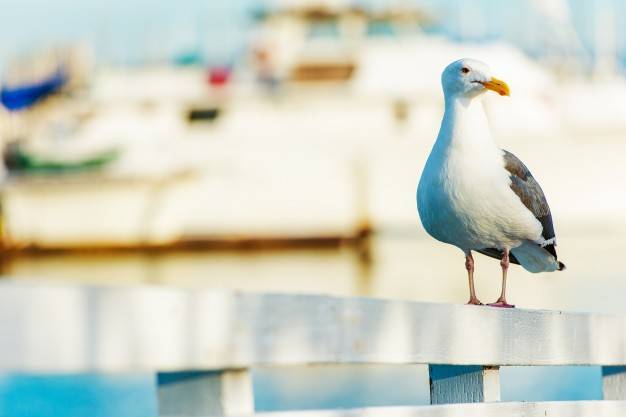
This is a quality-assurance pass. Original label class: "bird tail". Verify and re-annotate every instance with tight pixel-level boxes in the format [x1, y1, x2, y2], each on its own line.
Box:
[511, 240, 562, 273]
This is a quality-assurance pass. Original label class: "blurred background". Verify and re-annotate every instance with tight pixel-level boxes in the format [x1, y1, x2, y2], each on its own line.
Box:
[1, 0, 626, 414]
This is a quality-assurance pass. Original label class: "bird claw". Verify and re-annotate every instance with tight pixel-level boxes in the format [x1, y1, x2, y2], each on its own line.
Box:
[488, 300, 515, 308]
[466, 298, 483, 306]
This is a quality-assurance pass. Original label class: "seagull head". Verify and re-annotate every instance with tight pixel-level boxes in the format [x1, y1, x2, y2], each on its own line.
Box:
[441, 58, 510, 100]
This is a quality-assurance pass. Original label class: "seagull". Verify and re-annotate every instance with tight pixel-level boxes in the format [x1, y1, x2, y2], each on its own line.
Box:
[416, 58, 565, 308]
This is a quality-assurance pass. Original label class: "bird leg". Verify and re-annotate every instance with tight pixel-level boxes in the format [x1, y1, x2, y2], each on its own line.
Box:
[465, 252, 482, 305]
[489, 249, 515, 308]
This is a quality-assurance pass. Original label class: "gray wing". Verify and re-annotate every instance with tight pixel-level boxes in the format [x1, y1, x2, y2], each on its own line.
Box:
[502, 150, 555, 247]
[477, 150, 564, 270]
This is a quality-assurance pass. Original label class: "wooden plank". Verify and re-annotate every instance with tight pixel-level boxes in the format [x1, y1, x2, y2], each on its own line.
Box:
[603, 366, 626, 400]
[2, 281, 626, 372]
[157, 369, 253, 416]
[233, 401, 626, 417]
[429, 365, 499, 404]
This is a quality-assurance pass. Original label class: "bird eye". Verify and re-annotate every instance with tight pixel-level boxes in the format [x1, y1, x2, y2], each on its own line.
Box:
[461, 67, 470, 74]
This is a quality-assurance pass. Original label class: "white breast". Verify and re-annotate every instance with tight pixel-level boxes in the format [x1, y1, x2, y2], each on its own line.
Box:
[417, 99, 542, 252]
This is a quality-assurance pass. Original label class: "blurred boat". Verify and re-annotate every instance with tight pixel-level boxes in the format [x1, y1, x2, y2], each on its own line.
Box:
[0, 45, 94, 112]
[0, 83, 200, 250]
[1, 69, 67, 112]
[250, 3, 431, 84]
[0, 139, 198, 250]
[1, 168, 197, 250]
[3, 142, 119, 174]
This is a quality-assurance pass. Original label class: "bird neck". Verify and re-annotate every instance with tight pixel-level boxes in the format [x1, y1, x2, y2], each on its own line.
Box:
[437, 95, 495, 152]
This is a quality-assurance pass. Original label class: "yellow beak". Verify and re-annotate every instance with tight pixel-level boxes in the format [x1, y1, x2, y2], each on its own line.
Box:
[482, 77, 510, 96]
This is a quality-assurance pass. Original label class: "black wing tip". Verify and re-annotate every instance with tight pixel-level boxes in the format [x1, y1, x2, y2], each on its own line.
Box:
[558, 261, 566, 271]
[476, 248, 521, 265]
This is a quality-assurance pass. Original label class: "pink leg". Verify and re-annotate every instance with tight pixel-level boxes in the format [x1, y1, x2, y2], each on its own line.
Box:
[488, 249, 515, 308]
[465, 252, 482, 305]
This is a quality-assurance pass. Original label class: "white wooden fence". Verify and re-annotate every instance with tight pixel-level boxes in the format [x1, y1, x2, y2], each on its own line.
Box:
[1, 280, 626, 416]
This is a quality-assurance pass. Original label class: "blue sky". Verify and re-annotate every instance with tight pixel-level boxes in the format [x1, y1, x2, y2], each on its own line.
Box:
[1, 0, 625, 71]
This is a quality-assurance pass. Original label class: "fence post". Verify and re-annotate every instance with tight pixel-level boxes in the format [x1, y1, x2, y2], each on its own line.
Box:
[429, 365, 500, 404]
[603, 366, 626, 400]
[157, 369, 254, 416]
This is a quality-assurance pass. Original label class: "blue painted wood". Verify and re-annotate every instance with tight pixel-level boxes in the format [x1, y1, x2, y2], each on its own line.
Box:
[430, 365, 483, 380]
[157, 370, 229, 416]
[429, 365, 500, 404]
[603, 366, 626, 400]
[603, 366, 626, 377]
[0, 373, 156, 417]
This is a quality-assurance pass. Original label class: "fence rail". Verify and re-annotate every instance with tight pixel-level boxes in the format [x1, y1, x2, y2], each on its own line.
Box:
[216, 401, 626, 417]
[1, 280, 626, 416]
